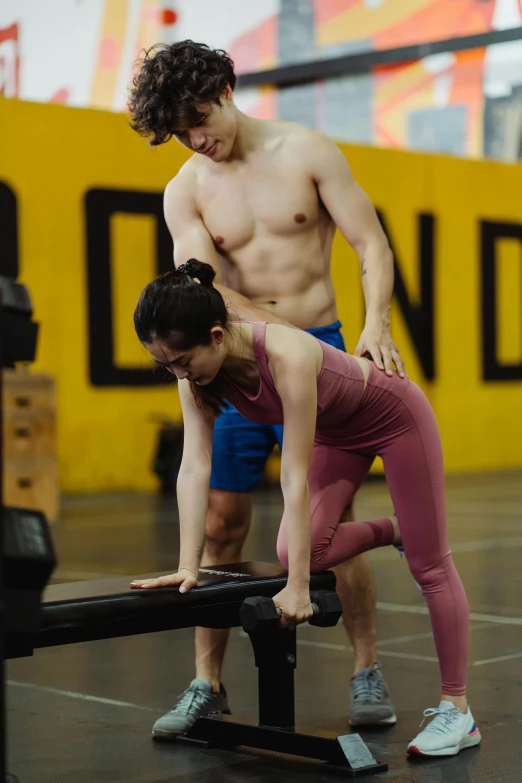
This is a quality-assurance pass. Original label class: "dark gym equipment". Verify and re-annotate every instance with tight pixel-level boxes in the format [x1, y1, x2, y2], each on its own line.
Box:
[0, 277, 42, 782]
[239, 590, 343, 631]
[0, 279, 38, 369]
[7, 562, 386, 776]
[3, 507, 56, 659]
[9, 563, 332, 656]
[180, 584, 387, 776]
[152, 418, 184, 495]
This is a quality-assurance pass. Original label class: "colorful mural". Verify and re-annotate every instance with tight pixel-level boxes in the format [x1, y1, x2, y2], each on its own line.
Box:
[229, 0, 522, 159]
[1, 0, 521, 159]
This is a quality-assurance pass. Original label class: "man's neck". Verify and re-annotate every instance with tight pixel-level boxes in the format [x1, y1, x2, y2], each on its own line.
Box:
[227, 110, 266, 163]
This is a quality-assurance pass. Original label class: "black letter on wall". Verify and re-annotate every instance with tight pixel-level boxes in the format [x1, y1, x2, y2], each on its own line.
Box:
[0, 181, 19, 277]
[481, 220, 522, 381]
[86, 188, 173, 386]
[377, 211, 435, 380]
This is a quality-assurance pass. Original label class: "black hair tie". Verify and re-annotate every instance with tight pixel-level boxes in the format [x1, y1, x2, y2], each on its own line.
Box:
[176, 260, 203, 286]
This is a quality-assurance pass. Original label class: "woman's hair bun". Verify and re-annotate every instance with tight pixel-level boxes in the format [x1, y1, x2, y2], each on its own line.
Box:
[177, 258, 216, 287]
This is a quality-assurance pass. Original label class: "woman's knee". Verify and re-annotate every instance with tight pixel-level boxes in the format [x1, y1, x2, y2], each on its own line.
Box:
[309, 557, 329, 573]
[276, 546, 328, 574]
[308, 536, 335, 571]
[276, 523, 338, 574]
[408, 552, 452, 592]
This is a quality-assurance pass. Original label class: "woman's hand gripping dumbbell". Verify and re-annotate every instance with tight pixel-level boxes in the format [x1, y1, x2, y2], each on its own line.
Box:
[240, 590, 342, 632]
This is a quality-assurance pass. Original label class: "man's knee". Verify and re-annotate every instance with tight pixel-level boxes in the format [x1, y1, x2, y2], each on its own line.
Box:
[333, 552, 371, 577]
[204, 489, 252, 560]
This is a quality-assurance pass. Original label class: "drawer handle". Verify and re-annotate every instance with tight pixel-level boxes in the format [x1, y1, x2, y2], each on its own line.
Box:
[15, 428, 31, 438]
[15, 396, 31, 408]
[17, 478, 33, 489]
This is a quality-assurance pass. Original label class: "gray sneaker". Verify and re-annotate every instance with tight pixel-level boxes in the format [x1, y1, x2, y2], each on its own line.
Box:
[152, 678, 231, 740]
[349, 662, 397, 727]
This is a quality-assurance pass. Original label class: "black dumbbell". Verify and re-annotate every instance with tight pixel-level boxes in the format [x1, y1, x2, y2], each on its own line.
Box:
[309, 590, 343, 627]
[240, 590, 342, 632]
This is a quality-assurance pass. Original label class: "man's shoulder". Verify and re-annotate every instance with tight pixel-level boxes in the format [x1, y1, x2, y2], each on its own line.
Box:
[266, 121, 338, 160]
[271, 121, 330, 145]
[164, 158, 198, 202]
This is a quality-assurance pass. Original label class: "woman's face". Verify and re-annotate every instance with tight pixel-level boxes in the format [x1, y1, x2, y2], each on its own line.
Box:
[145, 328, 226, 385]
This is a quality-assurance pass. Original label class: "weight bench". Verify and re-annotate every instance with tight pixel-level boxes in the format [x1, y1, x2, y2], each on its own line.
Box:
[9, 561, 387, 777]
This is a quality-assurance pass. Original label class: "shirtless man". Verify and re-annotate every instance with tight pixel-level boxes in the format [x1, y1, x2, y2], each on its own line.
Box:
[129, 39, 405, 738]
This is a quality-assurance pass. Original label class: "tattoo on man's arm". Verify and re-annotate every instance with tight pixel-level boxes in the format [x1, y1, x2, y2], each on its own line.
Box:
[360, 257, 367, 277]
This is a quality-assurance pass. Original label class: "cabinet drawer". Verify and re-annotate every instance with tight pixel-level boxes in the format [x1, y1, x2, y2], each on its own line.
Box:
[3, 415, 56, 460]
[3, 370, 55, 416]
[4, 460, 60, 523]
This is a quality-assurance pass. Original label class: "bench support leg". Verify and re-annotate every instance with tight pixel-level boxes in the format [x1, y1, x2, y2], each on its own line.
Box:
[180, 622, 388, 775]
[249, 624, 296, 730]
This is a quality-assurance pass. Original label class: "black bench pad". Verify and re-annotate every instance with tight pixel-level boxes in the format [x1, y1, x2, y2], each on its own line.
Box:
[34, 562, 335, 650]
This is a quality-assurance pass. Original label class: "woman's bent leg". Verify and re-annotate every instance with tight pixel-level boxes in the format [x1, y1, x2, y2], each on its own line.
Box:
[276, 445, 395, 571]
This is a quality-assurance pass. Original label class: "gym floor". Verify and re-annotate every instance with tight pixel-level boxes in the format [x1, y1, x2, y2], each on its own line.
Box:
[7, 471, 522, 783]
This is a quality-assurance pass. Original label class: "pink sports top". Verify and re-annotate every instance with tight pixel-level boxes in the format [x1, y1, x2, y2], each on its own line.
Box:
[224, 322, 367, 435]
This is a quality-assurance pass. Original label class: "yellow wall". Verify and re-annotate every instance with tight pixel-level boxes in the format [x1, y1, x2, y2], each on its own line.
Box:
[1, 98, 522, 492]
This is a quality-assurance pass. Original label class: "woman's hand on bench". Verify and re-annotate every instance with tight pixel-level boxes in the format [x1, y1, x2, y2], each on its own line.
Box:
[130, 568, 198, 593]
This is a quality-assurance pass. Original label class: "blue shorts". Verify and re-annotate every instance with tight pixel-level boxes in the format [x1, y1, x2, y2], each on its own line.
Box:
[210, 321, 346, 493]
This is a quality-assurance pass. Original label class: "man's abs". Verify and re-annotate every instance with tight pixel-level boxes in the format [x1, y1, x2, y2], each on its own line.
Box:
[215, 224, 339, 328]
[250, 279, 338, 330]
[207, 210, 339, 329]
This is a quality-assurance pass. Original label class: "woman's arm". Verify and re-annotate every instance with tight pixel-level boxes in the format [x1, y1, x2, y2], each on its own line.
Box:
[130, 379, 214, 590]
[266, 325, 320, 626]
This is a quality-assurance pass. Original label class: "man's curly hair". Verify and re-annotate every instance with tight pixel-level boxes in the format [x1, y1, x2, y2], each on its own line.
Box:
[128, 40, 236, 146]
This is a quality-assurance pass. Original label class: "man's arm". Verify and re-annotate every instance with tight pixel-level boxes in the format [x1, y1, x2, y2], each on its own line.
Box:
[164, 175, 289, 325]
[303, 132, 405, 377]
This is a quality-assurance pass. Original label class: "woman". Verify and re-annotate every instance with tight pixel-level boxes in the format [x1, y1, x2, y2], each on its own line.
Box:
[131, 259, 480, 758]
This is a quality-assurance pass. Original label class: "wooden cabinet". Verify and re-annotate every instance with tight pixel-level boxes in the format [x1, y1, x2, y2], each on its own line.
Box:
[3, 370, 59, 522]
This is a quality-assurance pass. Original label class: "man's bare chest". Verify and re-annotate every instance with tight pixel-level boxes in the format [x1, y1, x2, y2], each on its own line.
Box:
[196, 168, 322, 253]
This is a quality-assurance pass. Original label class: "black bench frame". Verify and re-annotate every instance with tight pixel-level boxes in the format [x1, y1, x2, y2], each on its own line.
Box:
[10, 562, 387, 777]
[181, 619, 388, 775]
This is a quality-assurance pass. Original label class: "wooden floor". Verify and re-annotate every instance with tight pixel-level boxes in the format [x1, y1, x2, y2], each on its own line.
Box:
[6, 471, 522, 782]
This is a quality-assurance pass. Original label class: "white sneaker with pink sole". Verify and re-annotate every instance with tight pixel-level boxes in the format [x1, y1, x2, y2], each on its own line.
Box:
[408, 700, 481, 757]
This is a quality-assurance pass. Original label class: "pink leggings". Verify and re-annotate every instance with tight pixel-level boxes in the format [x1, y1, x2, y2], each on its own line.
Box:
[277, 366, 469, 696]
